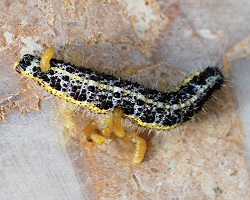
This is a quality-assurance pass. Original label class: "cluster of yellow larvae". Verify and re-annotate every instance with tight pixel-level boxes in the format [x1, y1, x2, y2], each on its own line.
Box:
[40, 48, 147, 164]
[84, 109, 147, 164]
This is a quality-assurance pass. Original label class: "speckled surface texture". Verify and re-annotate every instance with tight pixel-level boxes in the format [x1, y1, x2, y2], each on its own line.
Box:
[1, 1, 250, 199]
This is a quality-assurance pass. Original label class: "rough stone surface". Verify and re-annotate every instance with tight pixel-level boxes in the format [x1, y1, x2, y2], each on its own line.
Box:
[1, 0, 250, 199]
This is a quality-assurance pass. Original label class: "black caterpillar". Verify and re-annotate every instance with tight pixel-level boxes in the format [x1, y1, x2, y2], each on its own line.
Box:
[15, 54, 224, 130]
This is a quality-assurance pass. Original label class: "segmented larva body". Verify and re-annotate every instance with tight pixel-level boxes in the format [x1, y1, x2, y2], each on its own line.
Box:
[84, 120, 106, 144]
[112, 108, 126, 138]
[89, 130, 106, 144]
[15, 54, 224, 130]
[40, 48, 55, 72]
[130, 135, 147, 164]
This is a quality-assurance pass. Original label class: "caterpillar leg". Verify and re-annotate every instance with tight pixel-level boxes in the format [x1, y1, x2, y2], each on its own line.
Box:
[129, 134, 147, 164]
[40, 48, 55, 72]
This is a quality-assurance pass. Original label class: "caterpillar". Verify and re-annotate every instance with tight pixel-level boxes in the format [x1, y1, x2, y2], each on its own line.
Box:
[14, 48, 224, 164]
[15, 51, 224, 130]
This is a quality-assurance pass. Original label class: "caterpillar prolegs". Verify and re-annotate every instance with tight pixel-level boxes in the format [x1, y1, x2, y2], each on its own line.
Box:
[15, 48, 224, 164]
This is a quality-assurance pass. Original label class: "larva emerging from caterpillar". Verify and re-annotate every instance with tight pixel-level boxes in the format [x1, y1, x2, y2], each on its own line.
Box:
[14, 48, 224, 164]
[129, 134, 147, 164]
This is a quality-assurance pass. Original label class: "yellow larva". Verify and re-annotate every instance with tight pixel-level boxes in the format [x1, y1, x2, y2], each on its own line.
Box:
[40, 48, 55, 72]
[89, 130, 106, 144]
[84, 120, 106, 144]
[102, 111, 114, 136]
[130, 135, 147, 164]
[112, 108, 126, 138]
[84, 120, 99, 139]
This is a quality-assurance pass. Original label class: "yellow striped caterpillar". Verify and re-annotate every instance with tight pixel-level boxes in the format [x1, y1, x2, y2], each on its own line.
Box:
[15, 48, 224, 163]
[15, 53, 224, 130]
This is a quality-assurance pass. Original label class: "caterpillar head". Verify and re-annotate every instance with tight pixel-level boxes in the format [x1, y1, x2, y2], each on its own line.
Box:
[15, 54, 42, 77]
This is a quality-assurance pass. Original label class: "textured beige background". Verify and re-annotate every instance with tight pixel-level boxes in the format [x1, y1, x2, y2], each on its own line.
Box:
[1, 0, 250, 199]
